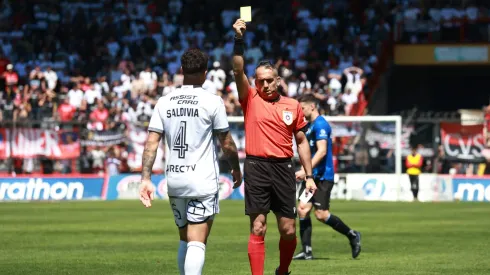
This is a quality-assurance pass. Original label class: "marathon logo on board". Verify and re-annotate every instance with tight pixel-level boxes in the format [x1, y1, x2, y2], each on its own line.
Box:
[0, 177, 104, 201]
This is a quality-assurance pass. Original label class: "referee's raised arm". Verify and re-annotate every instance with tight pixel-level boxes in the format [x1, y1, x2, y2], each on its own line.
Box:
[231, 19, 250, 103]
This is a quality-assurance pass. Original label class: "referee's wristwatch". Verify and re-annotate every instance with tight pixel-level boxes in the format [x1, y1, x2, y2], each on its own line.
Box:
[305, 175, 314, 180]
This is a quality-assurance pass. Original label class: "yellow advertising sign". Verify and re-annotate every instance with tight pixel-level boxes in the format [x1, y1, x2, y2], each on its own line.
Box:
[394, 45, 490, 65]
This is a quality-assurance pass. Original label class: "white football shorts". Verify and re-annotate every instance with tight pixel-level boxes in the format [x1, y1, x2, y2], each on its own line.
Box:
[169, 193, 220, 228]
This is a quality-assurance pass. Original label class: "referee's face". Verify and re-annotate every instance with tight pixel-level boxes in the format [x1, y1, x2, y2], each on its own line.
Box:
[255, 67, 279, 100]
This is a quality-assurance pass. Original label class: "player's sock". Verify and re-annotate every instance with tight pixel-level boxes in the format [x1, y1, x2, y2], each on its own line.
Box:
[184, 241, 206, 275]
[278, 236, 297, 273]
[325, 213, 356, 239]
[299, 217, 312, 253]
[248, 234, 265, 275]
[177, 240, 187, 275]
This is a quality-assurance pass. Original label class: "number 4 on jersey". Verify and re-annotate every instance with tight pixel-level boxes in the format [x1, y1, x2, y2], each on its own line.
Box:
[173, 121, 189, 158]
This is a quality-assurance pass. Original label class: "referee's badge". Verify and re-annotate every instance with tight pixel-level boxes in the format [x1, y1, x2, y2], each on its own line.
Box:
[283, 111, 293, 126]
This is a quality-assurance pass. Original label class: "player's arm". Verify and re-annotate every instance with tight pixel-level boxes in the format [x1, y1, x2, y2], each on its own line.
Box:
[213, 97, 242, 187]
[295, 129, 317, 194]
[295, 130, 313, 178]
[141, 99, 164, 182]
[311, 140, 327, 169]
[216, 130, 240, 173]
[141, 131, 162, 181]
[232, 19, 250, 102]
[139, 130, 162, 208]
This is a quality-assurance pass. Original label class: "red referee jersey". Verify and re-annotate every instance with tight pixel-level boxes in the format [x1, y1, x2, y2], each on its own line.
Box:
[240, 87, 307, 159]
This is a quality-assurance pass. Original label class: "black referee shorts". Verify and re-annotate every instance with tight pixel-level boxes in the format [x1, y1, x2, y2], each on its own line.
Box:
[298, 179, 334, 211]
[244, 155, 297, 218]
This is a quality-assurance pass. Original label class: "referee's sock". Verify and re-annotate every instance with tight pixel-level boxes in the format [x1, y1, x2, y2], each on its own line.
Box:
[248, 234, 265, 275]
[299, 217, 312, 253]
[325, 213, 356, 240]
[278, 236, 297, 273]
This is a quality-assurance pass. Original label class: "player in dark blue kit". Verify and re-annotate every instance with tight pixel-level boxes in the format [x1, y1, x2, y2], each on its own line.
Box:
[293, 94, 361, 260]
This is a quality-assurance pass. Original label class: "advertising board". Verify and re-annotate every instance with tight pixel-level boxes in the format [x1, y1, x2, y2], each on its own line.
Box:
[104, 174, 244, 200]
[345, 174, 412, 202]
[453, 177, 490, 202]
[0, 176, 104, 201]
[395, 45, 490, 65]
[418, 174, 453, 202]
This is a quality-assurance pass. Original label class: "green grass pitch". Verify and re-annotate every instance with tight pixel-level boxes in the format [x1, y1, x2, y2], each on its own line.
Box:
[1, 200, 489, 275]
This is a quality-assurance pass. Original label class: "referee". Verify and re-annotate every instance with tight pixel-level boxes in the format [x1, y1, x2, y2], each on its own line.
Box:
[293, 95, 361, 260]
[232, 19, 317, 275]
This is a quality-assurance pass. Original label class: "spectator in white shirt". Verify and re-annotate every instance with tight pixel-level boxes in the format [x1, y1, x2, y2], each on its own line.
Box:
[84, 84, 102, 105]
[120, 68, 132, 92]
[136, 95, 153, 121]
[328, 77, 342, 97]
[298, 73, 312, 95]
[203, 77, 218, 95]
[341, 88, 358, 114]
[139, 66, 157, 92]
[67, 83, 84, 108]
[44, 66, 58, 91]
[113, 80, 127, 100]
[94, 76, 110, 95]
[287, 74, 299, 98]
[343, 66, 364, 97]
[207, 61, 226, 91]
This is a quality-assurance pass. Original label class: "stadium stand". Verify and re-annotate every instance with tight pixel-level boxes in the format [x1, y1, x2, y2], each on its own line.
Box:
[0, 0, 393, 175]
[10, 0, 490, 176]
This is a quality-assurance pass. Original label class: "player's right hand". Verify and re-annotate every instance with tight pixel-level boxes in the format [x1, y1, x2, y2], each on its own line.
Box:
[233, 19, 247, 38]
[305, 178, 317, 196]
[139, 179, 155, 208]
[231, 169, 243, 189]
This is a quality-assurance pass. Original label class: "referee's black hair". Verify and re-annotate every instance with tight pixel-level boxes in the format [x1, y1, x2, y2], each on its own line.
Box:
[255, 60, 274, 70]
[254, 60, 278, 77]
[181, 48, 209, 75]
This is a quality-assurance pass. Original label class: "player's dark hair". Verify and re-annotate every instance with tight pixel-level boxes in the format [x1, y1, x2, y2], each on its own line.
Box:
[299, 94, 319, 106]
[181, 48, 208, 75]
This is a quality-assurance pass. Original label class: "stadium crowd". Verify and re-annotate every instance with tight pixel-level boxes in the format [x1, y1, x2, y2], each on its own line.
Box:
[0, 0, 388, 174]
[0, 0, 487, 175]
[393, 0, 490, 43]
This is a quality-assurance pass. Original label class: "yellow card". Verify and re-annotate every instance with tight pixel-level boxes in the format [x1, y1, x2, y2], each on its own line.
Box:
[240, 6, 252, 22]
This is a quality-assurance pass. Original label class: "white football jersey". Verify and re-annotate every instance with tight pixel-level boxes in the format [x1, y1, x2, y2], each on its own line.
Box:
[148, 85, 229, 198]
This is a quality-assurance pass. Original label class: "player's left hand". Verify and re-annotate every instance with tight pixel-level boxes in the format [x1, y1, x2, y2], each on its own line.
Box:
[295, 169, 306, 181]
[305, 178, 317, 196]
[139, 179, 155, 208]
